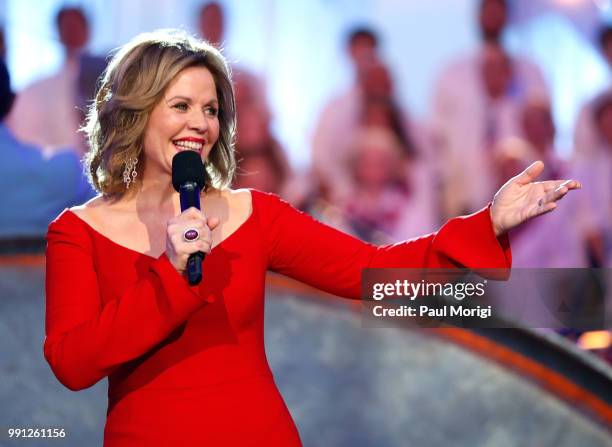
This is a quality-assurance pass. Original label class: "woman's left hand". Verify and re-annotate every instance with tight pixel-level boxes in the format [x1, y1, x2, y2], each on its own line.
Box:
[490, 160, 581, 237]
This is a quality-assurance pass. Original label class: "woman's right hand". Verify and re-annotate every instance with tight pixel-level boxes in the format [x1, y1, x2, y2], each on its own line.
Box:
[165, 207, 220, 273]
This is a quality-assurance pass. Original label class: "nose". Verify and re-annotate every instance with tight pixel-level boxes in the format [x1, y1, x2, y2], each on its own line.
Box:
[187, 109, 209, 134]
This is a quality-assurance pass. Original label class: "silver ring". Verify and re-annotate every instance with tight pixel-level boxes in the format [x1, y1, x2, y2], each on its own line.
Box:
[183, 228, 200, 242]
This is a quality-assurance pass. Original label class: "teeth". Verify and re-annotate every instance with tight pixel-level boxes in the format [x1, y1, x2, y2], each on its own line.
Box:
[173, 141, 203, 151]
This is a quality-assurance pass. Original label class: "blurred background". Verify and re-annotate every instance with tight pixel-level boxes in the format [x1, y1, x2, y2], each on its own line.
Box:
[0, 0, 611, 446]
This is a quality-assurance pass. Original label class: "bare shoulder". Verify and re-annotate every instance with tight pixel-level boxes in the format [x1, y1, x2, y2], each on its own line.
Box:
[69, 195, 113, 225]
[215, 188, 252, 218]
[228, 188, 252, 211]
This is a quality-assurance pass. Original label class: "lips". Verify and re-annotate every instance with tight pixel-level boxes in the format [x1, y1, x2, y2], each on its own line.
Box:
[172, 138, 206, 153]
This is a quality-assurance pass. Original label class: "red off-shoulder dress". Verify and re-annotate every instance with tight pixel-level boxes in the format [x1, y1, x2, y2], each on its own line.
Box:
[44, 189, 511, 446]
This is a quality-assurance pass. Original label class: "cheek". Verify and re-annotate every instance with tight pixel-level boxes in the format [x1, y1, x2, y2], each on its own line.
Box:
[145, 110, 175, 142]
[143, 126, 168, 155]
[163, 113, 188, 135]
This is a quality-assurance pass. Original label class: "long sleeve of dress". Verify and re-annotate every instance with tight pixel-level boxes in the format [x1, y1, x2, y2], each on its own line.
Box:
[44, 213, 211, 391]
[258, 192, 511, 299]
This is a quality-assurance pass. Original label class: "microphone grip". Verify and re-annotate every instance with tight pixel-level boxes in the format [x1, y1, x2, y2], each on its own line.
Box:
[187, 251, 205, 285]
[179, 182, 204, 285]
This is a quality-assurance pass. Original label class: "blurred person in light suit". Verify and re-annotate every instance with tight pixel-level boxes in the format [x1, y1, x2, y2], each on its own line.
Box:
[311, 26, 383, 205]
[433, 43, 524, 219]
[6, 6, 106, 155]
[431, 0, 549, 219]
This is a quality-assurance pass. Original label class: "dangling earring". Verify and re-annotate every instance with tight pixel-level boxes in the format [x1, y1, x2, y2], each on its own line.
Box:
[123, 157, 138, 189]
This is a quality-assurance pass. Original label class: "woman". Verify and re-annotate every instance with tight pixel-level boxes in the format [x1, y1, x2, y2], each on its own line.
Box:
[44, 30, 579, 446]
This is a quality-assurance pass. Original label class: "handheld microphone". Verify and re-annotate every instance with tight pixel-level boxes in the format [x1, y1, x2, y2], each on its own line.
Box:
[172, 151, 207, 285]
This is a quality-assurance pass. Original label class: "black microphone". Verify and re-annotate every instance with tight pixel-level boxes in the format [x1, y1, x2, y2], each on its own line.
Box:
[172, 151, 207, 285]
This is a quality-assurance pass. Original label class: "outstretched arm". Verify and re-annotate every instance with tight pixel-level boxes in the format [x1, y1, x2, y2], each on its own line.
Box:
[257, 191, 510, 300]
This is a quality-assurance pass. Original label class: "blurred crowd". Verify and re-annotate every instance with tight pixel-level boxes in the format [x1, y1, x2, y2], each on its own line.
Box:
[0, 0, 611, 272]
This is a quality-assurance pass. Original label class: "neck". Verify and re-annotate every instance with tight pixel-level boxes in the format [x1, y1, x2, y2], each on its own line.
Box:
[124, 171, 179, 213]
[133, 173, 219, 212]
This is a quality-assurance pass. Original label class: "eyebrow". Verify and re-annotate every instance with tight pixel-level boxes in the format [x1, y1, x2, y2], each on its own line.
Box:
[166, 95, 219, 105]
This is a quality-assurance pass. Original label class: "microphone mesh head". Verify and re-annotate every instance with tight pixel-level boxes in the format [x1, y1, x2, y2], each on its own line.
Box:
[171, 151, 206, 192]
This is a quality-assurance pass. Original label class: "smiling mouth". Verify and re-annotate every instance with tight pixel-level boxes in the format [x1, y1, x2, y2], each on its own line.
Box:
[173, 140, 205, 153]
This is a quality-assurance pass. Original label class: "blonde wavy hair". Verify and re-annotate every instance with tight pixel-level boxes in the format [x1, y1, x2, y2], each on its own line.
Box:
[82, 29, 236, 197]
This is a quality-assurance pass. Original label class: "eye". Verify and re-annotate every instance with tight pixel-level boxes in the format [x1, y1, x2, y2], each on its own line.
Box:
[172, 102, 189, 111]
[205, 106, 219, 117]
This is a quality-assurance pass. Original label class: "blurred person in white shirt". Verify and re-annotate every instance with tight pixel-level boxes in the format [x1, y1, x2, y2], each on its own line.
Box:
[432, 0, 549, 220]
[311, 27, 382, 205]
[433, 42, 526, 219]
[7, 7, 105, 155]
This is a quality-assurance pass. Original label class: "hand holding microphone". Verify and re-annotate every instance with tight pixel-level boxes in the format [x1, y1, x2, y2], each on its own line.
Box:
[169, 151, 217, 284]
[165, 208, 219, 276]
